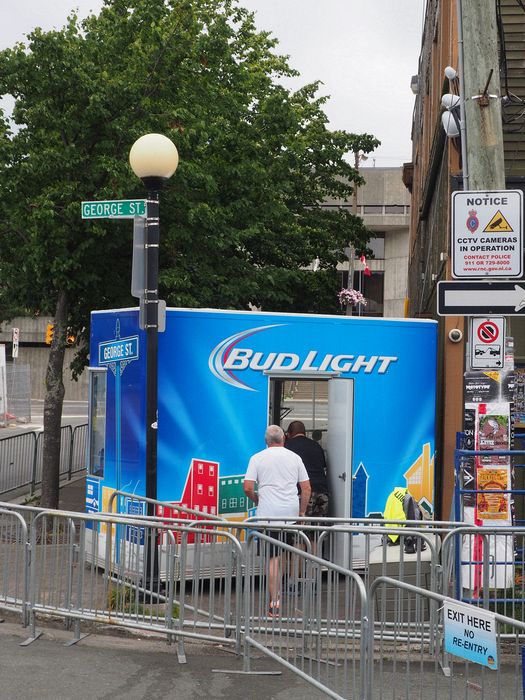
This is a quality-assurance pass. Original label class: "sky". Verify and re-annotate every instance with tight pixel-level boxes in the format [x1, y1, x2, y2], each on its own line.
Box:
[0, 0, 425, 167]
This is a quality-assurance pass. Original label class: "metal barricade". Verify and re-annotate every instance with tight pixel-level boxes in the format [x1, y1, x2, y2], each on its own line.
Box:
[242, 527, 369, 700]
[246, 516, 445, 608]
[0, 432, 37, 496]
[1, 498, 525, 696]
[0, 508, 29, 623]
[0, 424, 87, 499]
[69, 424, 87, 478]
[174, 522, 243, 662]
[442, 526, 525, 626]
[107, 489, 225, 523]
[36, 425, 72, 483]
[18, 508, 243, 654]
[369, 576, 525, 700]
[24, 508, 181, 645]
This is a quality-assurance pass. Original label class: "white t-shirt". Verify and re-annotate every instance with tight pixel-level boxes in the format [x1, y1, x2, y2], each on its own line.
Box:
[245, 446, 309, 520]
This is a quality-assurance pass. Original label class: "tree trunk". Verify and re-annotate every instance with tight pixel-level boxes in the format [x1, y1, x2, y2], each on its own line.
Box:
[40, 290, 68, 509]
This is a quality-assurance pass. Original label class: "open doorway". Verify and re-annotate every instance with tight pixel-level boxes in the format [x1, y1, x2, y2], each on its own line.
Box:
[268, 375, 357, 567]
[268, 377, 328, 447]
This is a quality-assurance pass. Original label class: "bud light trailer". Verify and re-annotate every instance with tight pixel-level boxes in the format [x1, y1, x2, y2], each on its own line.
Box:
[86, 307, 437, 570]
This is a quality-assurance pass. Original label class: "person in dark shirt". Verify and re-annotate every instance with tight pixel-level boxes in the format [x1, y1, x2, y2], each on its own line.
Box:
[285, 420, 330, 557]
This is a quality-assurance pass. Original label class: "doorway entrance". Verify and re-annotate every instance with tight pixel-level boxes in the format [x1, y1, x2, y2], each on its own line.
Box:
[268, 376, 354, 513]
[268, 377, 329, 445]
[268, 375, 356, 567]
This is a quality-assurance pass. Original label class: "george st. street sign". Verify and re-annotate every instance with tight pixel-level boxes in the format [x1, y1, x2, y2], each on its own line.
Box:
[81, 199, 146, 219]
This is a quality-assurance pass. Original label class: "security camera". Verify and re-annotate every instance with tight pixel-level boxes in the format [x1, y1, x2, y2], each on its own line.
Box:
[448, 329, 463, 343]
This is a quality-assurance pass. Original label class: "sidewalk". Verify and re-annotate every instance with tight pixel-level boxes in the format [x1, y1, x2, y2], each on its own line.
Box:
[24, 478, 324, 698]
[59, 475, 87, 512]
[0, 620, 325, 700]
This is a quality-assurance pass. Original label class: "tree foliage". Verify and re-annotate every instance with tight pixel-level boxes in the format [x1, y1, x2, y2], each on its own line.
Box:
[0, 0, 379, 505]
[0, 0, 379, 329]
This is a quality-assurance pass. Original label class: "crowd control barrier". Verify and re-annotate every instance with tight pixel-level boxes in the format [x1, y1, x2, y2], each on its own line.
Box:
[0, 424, 87, 499]
[0, 502, 524, 698]
[368, 576, 525, 700]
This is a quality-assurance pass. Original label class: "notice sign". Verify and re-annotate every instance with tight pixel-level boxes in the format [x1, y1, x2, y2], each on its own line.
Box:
[444, 600, 498, 669]
[452, 189, 523, 278]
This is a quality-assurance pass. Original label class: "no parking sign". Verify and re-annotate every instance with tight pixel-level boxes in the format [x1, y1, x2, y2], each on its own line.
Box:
[470, 317, 505, 370]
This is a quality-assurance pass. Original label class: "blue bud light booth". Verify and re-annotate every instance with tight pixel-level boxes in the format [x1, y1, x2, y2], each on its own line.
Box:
[86, 307, 437, 567]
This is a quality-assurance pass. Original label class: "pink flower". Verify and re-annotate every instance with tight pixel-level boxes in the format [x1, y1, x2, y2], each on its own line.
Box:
[338, 288, 367, 307]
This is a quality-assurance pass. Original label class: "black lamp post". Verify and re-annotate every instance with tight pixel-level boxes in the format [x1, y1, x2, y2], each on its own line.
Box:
[129, 134, 179, 517]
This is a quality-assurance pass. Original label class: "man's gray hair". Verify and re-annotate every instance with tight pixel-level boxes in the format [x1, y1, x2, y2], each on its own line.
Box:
[265, 424, 285, 446]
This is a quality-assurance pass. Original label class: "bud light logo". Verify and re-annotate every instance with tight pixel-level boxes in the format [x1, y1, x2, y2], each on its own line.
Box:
[208, 324, 398, 391]
[208, 324, 283, 391]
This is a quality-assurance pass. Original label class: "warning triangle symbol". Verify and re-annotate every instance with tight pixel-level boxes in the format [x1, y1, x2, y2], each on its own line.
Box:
[483, 210, 513, 233]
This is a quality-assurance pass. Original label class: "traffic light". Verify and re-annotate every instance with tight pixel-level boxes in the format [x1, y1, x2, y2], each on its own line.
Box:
[45, 323, 54, 345]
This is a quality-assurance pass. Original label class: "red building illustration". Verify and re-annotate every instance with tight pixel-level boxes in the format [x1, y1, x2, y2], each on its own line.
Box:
[156, 458, 219, 543]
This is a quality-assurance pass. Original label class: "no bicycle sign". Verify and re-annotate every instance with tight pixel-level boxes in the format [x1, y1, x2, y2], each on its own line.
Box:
[452, 190, 523, 279]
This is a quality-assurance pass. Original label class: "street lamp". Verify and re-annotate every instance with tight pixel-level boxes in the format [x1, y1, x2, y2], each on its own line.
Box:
[129, 134, 179, 516]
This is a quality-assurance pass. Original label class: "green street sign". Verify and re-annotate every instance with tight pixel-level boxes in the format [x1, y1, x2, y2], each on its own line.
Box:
[81, 199, 147, 219]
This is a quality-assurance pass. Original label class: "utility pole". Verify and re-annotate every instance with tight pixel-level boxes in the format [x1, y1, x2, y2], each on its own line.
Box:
[461, 0, 505, 189]
[346, 149, 367, 316]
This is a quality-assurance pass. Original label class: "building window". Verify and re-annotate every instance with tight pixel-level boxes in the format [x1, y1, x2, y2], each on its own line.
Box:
[229, 497, 237, 508]
[363, 205, 383, 214]
[367, 233, 385, 260]
[210, 506, 216, 515]
[239, 497, 245, 508]
[197, 463, 204, 475]
[197, 483, 203, 495]
[353, 270, 385, 317]
[221, 499, 227, 510]
[209, 465, 215, 476]
[208, 485, 214, 497]
[385, 205, 406, 214]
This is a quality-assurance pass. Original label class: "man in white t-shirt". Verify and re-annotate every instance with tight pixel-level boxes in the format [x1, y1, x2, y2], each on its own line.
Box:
[244, 425, 311, 615]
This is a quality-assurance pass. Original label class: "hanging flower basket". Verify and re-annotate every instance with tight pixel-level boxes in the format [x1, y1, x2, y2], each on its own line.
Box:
[338, 288, 367, 308]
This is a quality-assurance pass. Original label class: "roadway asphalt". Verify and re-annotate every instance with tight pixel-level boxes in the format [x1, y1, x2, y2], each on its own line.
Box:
[0, 399, 88, 436]
[0, 620, 327, 700]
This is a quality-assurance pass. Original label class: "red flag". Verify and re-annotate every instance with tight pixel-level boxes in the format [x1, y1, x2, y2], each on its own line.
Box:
[360, 254, 372, 276]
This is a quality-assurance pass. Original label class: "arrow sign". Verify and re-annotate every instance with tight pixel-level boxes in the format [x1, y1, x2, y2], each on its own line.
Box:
[438, 281, 525, 315]
[352, 462, 369, 518]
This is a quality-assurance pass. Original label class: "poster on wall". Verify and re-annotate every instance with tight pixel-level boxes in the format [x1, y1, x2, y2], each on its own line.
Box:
[461, 407, 476, 508]
[476, 466, 511, 520]
[462, 348, 515, 591]
[475, 403, 512, 523]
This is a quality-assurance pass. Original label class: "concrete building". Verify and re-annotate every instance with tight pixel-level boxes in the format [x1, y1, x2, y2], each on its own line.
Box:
[325, 167, 411, 318]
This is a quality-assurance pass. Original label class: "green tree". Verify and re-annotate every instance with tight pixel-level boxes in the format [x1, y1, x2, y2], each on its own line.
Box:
[0, 0, 379, 508]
